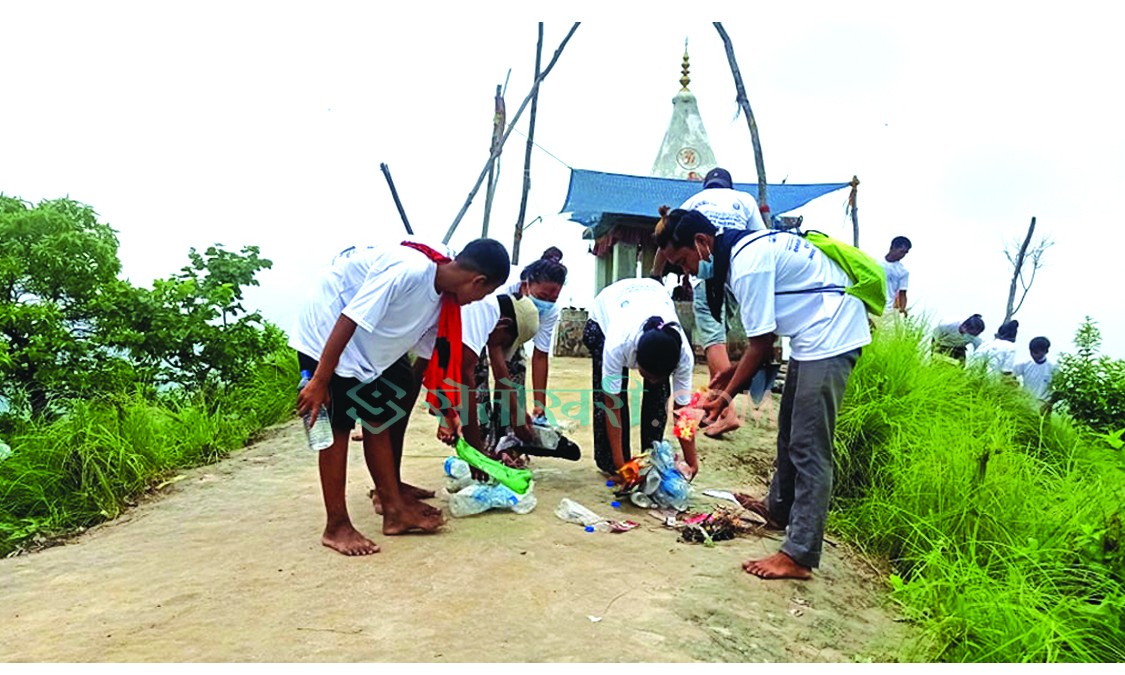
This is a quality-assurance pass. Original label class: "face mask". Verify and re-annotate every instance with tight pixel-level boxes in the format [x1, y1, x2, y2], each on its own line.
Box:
[695, 245, 714, 280]
[530, 295, 555, 314]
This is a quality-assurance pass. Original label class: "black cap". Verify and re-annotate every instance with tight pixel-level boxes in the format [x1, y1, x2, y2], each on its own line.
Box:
[702, 167, 732, 189]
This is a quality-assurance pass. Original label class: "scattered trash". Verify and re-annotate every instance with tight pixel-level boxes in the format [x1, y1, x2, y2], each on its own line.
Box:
[701, 489, 743, 507]
[789, 608, 804, 618]
[448, 480, 537, 518]
[443, 457, 474, 493]
[672, 390, 707, 440]
[556, 498, 637, 534]
[679, 506, 762, 545]
[610, 440, 693, 512]
[587, 615, 602, 623]
[610, 500, 620, 509]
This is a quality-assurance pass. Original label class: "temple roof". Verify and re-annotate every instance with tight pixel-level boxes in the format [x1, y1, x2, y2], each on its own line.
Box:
[651, 43, 717, 181]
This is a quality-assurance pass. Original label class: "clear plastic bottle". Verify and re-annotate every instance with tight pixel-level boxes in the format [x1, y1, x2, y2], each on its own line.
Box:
[449, 482, 537, 517]
[443, 457, 474, 492]
[554, 497, 609, 530]
[298, 370, 333, 451]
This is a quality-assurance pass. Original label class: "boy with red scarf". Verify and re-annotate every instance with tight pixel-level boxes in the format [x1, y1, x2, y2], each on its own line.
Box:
[292, 238, 509, 556]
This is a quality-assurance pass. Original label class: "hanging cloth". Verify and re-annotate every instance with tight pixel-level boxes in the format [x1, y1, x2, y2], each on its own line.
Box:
[401, 241, 463, 412]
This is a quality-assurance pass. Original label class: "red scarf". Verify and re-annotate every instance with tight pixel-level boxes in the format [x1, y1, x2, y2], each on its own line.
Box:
[401, 241, 463, 412]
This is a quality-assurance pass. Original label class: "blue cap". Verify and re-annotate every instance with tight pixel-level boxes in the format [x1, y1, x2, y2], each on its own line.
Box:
[584, 525, 595, 533]
[610, 501, 621, 508]
[605, 480, 615, 488]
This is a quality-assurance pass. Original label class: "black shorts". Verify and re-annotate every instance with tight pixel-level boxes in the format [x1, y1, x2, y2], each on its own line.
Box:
[297, 352, 417, 433]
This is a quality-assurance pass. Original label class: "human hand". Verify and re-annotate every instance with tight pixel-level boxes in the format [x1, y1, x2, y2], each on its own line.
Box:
[436, 411, 461, 446]
[699, 391, 731, 426]
[297, 376, 330, 425]
[708, 365, 736, 391]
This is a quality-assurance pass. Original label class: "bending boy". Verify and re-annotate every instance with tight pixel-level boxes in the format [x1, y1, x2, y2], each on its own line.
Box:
[291, 239, 509, 555]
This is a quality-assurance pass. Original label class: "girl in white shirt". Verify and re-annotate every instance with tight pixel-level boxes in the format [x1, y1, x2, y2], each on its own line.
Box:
[581, 278, 699, 479]
[503, 247, 568, 423]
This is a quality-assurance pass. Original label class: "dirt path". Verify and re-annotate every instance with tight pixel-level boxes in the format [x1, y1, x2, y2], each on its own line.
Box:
[0, 357, 908, 662]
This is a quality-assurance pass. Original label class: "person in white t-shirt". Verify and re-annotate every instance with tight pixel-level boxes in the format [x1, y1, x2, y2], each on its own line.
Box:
[968, 320, 1019, 376]
[582, 278, 699, 480]
[881, 236, 911, 316]
[932, 314, 986, 361]
[291, 238, 509, 555]
[657, 209, 871, 581]
[650, 168, 770, 438]
[1012, 336, 1057, 409]
[501, 247, 568, 424]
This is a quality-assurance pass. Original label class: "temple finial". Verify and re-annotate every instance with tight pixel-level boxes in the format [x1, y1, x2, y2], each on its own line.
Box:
[680, 39, 691, 91]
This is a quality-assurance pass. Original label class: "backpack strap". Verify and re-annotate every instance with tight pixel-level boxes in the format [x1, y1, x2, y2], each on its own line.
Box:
[729, 230, 848, 300]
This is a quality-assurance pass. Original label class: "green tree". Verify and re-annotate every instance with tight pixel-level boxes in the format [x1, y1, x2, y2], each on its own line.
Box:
[1053, 317, 1125, 434]
[107, 244, 285, 393]
[0, 196, 129, 417]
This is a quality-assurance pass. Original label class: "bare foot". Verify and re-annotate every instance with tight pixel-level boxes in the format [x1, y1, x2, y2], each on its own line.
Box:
[703, 406, 743, 438]
[733, 494, 785, 530]
[382, 507, 444, 535]
[321, 522, 380, 556]
[743, 551, 812, 580]
[369, 489, 442, 518]
[401, 482, 436, 500]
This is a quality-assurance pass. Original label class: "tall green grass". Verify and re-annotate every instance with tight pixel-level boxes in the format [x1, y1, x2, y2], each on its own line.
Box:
[0, 348, 297, 555]
[833, 320, 1125, 662]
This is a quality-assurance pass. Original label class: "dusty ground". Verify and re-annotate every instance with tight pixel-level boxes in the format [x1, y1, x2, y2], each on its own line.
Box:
[0, 357, 909, 662]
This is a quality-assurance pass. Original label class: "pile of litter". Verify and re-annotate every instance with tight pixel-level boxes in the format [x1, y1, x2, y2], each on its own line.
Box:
[610, 439, 693, 512]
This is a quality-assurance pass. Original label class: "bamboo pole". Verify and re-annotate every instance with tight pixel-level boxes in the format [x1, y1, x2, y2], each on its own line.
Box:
[714, 23, 768, 215]
[379, 162, 413, 235]
[482, 83, 505, 238]
[443, 22, 580, 245]
[512, 23, 544, 266]
[847, 176, 860, 247]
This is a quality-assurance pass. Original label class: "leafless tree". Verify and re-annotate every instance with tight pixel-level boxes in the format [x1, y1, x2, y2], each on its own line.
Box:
[1003, 216, 1053, 323]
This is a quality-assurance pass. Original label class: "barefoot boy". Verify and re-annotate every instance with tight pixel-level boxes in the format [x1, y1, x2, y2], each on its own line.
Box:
[291, 238, 509, 555]
[658, 210, 871, 580]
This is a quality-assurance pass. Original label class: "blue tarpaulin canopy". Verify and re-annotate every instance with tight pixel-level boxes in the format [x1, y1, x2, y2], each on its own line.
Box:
[560, 169, 850, 230]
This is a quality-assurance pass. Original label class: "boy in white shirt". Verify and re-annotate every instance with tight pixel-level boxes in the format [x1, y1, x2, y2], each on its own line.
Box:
[1012, 336, 1057, 409]
[881, 236, 911, 316]
[292, 238, 509, 556]
[657, 209, 871, 581]
[968, 320, 1019, 376]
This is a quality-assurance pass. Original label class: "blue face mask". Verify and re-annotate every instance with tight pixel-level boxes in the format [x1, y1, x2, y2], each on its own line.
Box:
[530, 295, 555, 314]
[695, 245, 714, 280]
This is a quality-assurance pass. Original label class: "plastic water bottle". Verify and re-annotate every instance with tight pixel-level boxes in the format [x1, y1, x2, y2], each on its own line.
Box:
[443, 457, 474, 492]
[449, 482, 537, 517]
[298, 370, 333, 451]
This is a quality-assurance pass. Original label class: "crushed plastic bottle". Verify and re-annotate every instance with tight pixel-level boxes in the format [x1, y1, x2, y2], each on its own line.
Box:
[443, 457, 474, 493]
[448, 481, 537, 518]
[555, 497, 609, 531]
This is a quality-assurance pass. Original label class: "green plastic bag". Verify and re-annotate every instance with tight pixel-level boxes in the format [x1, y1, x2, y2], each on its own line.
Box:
[803, 230, 887, 316]
[455, 438, 533, 495]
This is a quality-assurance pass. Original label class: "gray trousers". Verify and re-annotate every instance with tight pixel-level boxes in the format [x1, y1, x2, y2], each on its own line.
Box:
[769, 348, 860, 569]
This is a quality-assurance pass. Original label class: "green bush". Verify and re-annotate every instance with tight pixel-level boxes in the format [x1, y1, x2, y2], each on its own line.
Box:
[832, 319, 1125, 662]
[1052, 317, 1125, 434]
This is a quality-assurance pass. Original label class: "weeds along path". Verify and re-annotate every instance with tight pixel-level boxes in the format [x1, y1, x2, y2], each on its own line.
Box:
[0, 358, 909, 662]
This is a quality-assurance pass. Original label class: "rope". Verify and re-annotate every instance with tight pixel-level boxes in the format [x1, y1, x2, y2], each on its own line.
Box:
[510, 127, 573, 170]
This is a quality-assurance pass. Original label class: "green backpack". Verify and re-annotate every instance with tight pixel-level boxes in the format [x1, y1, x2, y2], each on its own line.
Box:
[732, 229, 887, 316]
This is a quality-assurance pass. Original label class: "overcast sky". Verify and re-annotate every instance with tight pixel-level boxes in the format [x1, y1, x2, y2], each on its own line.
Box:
[3, 2, 1123, 358]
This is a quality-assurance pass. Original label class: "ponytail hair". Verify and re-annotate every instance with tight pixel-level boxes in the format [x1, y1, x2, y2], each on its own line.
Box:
[540, 246, 563, 264]
[636, 315, 682, 379]
[653, 208, 717, 249]
[520, 248, 568, 286]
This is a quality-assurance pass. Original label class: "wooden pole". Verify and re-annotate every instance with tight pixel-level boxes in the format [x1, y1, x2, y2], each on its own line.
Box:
[512, 23, 544, 266]
[482, 83, 505, 238]
[443, 22, 580, 245]
[848, 176, 860, 247]
[379, 162, 413, 235]
[714, 22, 768, 216]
